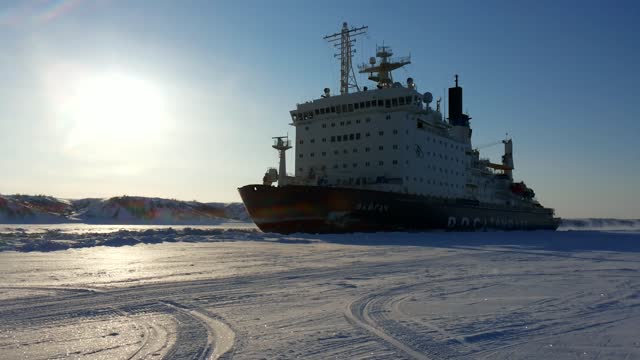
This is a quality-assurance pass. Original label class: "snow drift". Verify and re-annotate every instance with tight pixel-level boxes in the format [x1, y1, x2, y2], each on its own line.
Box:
[0, 194, 248, 224]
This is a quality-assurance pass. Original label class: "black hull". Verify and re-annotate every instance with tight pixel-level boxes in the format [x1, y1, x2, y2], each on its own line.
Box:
[238, 185, 560, 234]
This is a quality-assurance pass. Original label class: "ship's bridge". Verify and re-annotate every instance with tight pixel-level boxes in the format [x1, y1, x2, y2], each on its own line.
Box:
[290, 86, 425, 123]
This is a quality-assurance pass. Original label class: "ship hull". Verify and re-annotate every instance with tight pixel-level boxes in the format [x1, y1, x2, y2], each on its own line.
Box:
[238, 185, 560, 234]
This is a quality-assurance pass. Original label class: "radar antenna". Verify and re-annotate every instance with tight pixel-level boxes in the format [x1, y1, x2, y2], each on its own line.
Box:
[358, 45, 411, 89]
[324, 22, 368, 95]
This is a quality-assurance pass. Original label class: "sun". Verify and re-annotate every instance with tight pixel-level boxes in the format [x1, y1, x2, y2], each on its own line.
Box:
[61, 72, 169, 150]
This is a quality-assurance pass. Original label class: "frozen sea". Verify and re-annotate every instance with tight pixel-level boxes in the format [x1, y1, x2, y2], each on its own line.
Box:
[0, 221, 639, 359]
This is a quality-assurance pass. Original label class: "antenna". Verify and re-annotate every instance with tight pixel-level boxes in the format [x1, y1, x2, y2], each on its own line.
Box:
[324, 22, 368, 95]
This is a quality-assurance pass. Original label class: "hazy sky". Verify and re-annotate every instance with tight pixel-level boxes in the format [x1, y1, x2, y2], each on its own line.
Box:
[0, 0, 638, 218]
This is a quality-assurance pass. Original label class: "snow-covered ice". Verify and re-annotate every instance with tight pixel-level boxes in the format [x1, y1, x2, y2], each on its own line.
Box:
[0, 224, 639, 359]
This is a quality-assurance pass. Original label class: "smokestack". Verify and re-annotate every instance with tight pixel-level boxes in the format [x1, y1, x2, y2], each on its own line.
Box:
[448, 74, 469, 127]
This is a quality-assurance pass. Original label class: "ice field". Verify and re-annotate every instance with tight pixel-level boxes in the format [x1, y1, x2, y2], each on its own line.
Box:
[0, 222, 639, 359]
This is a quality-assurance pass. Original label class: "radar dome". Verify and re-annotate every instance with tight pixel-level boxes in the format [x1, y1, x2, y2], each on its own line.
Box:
[369, 57, 376, 65]
[423, 92, 433, 103]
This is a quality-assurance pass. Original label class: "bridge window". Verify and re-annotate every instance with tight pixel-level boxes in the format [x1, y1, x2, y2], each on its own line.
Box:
[315, 109, 319, 115]
[331, 136, 335, 142]
[378, 100, 383, 107]
[348, 104, 354, 112]
[399, 97, 405, 105]
[354, 103, 359, 110]
[366, 101, 371, 108]
[385, 99, 391, 108]
[392, 98, 398, 107]
[331, 106, 336, 113]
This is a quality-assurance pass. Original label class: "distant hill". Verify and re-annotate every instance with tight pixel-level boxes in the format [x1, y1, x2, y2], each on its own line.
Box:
[0, 194, 249, 224]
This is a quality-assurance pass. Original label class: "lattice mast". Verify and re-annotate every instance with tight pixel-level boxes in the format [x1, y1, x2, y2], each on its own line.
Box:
[323, 22, 368, 95]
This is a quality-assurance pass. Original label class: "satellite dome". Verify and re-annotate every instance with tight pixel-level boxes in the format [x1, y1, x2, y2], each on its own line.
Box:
[369, 57, 376, 65]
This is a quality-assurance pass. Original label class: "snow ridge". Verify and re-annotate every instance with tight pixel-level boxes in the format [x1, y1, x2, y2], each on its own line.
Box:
[0, 194, 248, 224]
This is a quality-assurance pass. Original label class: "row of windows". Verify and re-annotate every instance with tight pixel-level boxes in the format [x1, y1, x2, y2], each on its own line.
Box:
[300, 134, 462, 152]
[313, 114, 394, 130]
[292, 96, 418, 121]
[299, 160, 465, 178]
[320, 118, 368, 128]
[298, 148, 466, 164]
[300, 129, 403, 145]
[298, 160, 399, 170]
[295, 171, 465, 190]
[299, 131, 398, 145]
[299, 145, 392, 158]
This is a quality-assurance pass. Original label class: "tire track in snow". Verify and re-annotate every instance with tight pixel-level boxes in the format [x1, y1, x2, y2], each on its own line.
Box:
[346, 282, 475, 360]
[347, 290, 432, 360]
[160, 300, 236, 360]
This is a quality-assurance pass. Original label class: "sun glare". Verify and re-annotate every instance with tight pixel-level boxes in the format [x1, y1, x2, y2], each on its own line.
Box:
[60, 72, 169, 150]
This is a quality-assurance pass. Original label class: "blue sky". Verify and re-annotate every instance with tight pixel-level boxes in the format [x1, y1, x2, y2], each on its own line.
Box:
[0, 0, 638, 218]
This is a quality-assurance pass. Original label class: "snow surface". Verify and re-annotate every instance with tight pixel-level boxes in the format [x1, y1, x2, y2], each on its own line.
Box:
[1, 224, 639, 359]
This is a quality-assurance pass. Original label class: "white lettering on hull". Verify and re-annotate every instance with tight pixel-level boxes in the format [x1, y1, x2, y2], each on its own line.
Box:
[447, 216, 530, 229]
[355, 202, 389, 213]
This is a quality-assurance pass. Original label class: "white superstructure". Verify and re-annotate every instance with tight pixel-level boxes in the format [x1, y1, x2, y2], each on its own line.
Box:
[268, 23, 537, 208]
